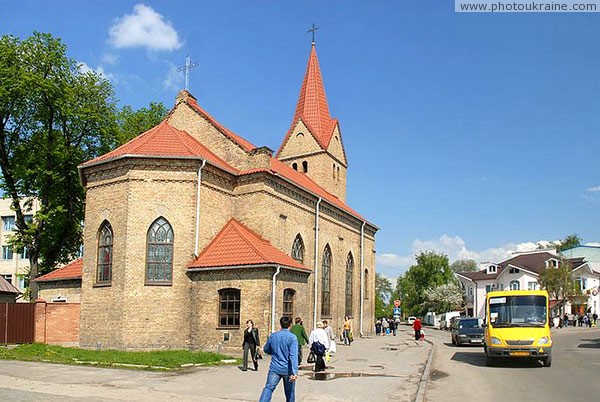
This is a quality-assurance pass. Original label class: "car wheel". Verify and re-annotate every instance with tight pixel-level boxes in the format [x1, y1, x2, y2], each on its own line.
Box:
[543, 353, 552, 367]
[485, 353, 495, 367]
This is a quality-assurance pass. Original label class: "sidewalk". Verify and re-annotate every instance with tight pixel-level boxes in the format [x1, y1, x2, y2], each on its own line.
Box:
[0, 327, 431, 402]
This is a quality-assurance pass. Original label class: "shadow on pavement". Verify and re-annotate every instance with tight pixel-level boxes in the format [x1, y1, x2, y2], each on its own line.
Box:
[578, 337, 600, 348]
[450, 352, 486, 367]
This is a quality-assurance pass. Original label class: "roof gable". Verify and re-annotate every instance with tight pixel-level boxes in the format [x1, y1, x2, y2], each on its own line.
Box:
[0, 275, 20, 294]
[36, 258, 83, 282]
[188, 218, 308, 271]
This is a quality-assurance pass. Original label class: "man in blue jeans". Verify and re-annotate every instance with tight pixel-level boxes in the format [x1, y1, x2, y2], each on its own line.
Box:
[259, 316, 299, 402]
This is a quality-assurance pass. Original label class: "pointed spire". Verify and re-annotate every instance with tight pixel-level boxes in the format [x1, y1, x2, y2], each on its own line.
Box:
[290, 43, 335, 148]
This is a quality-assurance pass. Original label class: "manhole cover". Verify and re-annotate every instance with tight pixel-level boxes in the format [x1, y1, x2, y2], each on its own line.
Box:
[381, 347, 398, 351]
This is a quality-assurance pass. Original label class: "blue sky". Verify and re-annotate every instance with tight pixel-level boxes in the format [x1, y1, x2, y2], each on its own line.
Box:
[2, 1, 599, 278]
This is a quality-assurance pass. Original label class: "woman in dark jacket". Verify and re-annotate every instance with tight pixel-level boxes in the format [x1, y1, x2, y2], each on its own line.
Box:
[241, 319, 260, 371]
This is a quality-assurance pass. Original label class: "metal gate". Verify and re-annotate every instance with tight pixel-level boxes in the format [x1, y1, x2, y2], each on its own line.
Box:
[0, 303, 35, 344]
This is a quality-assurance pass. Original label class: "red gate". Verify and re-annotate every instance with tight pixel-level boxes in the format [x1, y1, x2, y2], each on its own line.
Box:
[0, 303, 35, 344]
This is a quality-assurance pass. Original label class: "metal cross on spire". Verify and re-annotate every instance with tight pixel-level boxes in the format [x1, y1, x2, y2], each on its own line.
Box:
[307, 23, 319, 44]
[177, 55, 199, 91]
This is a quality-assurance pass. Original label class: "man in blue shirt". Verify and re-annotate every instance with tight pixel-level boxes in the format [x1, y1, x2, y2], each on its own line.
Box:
[259, 316, 299, 402]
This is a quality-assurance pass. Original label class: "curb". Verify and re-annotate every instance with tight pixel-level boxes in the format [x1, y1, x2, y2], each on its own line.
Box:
[415, 336, 435, 402]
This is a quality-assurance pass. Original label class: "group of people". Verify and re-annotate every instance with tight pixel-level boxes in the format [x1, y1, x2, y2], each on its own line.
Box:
[555, 312, 599, 328]
[375, 317, 399, 336]
[244, 315, 353, 402]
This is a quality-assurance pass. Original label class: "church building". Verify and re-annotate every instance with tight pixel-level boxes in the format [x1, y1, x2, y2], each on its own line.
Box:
[77, 42, 378, 352]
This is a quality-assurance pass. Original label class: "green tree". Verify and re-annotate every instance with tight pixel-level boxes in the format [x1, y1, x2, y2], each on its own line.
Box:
[396, 251, 454, 316]
[423, 283, 464, 314]
[450, 259, 478, 273]
[0, 32, 117, 300]
[539, 257, 581, 315]
[115, 102, 168, 145]
[556, 234, 581, 253]
[375, 273, 393, 319]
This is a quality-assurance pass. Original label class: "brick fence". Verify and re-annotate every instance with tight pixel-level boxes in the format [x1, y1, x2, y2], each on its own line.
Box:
[34, 300, 80, 346]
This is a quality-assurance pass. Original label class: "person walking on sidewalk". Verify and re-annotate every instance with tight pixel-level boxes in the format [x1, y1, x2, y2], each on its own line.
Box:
[343, 316, 353, 345]
[290, 317, 309, 366]
[259, 316, 298, 402]
[413, 318, 422, 341]
[309, 321, 330, 372]
[241, 319, 260, 371]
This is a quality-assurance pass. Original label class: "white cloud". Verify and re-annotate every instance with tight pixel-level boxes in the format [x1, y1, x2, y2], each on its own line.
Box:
[376, 235, 561, 278]
[586, 186, 600, 192]
[78, 62, 115, 82]
[163, 61, 183, 91]
[108, 4, 182, 51]
[102, 53, 120, 65]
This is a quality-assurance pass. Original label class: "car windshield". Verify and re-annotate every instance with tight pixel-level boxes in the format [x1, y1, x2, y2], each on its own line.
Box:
[458, 319, 481, 329]
[488, 295, 547, 327]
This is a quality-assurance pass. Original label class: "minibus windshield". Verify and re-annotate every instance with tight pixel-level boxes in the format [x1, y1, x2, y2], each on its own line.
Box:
[488, 295, 547, 328]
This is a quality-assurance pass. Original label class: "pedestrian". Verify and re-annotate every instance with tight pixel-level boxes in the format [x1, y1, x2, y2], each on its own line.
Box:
[290, 317, 309, 366]
[342, 315, 353, 345]
[413, 318, 422, 341]
[593, 312, 598, 327]
[587, 314, 592, 328]
[578, 314, 584, 327]
[259, 316, 298, 402]
[375, 319, 382, 336]
[308, 321, 330, 372]
[241, 319, 260, 371]
[382, 317, 389, 335]
[389, 318, 397, 336]
[322, 320, 337, 356]
[563, 313, 569, 327]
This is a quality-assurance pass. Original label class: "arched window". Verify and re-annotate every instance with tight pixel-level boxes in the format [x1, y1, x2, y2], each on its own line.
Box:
[96, 221, 113, 284]
[292, 162, 298, 171]
[302, 161, 308, 173]
[219, 288, 240, 328]
[283, 288, 295, 319]
[321, 244, 332, 316]
[146, 217, 174, 284]
[345, 253, 354, 317]
[291, 234, 305, 264]
[364, 269, 370, 299]
[509, 280, 520, 290]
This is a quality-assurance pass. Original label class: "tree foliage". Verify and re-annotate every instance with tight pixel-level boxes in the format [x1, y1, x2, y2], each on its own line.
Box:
[115, 102, 168, 145]
[0, 32, 118, 299]
[539, 257, 581, 314]
[375, 273, 393, 318]
[396, 251, 455, 316]
[423, 283, 464, 314]
[450, 259, 478, 273]
[556, 234, 581, 253]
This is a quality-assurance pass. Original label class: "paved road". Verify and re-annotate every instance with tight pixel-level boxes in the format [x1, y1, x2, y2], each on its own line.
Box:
[424, 325, 600, 402]
[0, 329, 430, 402]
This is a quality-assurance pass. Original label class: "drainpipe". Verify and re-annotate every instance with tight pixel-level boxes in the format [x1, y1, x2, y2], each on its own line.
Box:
[313, 197, 322, 329]
[271, 265, 281, 333]
[194, 160, 207, 256]
[359, 221, 366, 337]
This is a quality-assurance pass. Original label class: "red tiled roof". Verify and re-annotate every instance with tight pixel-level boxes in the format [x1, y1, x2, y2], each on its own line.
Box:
[188, 218, 309, 271]
[36, 258, 83, 282]
[80, 121, 237, 173]
[184, 94, 256, 153]
[0, 275, 20, 294]
[278, 44, 338, 155]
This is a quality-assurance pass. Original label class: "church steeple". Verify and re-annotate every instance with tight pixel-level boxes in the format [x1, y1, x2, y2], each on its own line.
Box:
[288, 43, 336, 149]
[277, 39, 348, 202]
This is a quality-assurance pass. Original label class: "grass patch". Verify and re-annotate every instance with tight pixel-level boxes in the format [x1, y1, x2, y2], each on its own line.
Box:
[0, 343, 239, 370]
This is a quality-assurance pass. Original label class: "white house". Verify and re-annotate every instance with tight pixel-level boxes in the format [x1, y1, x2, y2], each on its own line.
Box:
[456, 251, 600, 318]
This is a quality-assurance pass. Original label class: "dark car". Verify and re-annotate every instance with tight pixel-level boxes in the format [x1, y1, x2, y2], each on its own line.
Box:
[451, 318, 484, 346]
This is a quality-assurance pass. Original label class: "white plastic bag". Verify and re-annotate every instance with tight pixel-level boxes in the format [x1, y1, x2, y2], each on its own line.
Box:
[329, 339, 337, 354]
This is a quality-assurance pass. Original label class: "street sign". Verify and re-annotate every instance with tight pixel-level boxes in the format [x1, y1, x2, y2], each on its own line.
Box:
[393, 307, 401, 316]
[394, 299, 401, 307]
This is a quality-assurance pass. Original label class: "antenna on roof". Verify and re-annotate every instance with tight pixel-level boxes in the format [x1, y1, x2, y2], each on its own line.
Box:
[177, 55, 199, 91]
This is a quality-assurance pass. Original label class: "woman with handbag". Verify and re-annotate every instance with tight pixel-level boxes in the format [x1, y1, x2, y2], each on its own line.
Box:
[308, 321, 330, 372]
[241, 319, 261, 371]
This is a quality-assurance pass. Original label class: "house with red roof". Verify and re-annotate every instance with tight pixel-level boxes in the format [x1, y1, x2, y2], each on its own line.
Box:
[456, 251, 600, 319]
[77, 42, 378, 351]
[35, 258, 83, 303]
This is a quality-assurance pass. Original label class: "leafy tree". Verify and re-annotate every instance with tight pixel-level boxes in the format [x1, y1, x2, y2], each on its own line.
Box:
[115, 102, 168, 145]
[556, 234, 581, 253]
[0, 32, 117, 300]
[539, 257, 581, 315]
[375, 273, 393, 318]
[450, 259, 478, 273]
[423, 283, 464, 314]
[396, 251, 454, 316]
